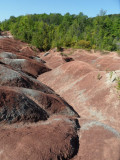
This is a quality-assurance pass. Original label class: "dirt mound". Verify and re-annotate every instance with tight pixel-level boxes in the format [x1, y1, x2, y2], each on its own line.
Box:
[0, 38, 24, 53]
[0, 86, 79, 117]
[0, 37, 80, 160]
[41, 48, 120, 71]
[70, 49, 99, 64]
[0, 52, 46, 66]
[93, 55, 120, 71]
[2, 36, 120, 160]
[38, 50, 120, 122]
[39, 56, 120, 159]
[39, 49, 99, 69]
[39, 65, 120, 131]
[0, 57, 50, 78]
[39, 50, 66, 69]
[73, 118, 120, 160]
[0, 38, 36, 57]
[0, 64, 55, 94]
[66, 49, 120, 71]
[0, 87, 49, 123]
[38, 61, 96, 92]
[0, 116, 79, 160]
[0, 38, 51, 78]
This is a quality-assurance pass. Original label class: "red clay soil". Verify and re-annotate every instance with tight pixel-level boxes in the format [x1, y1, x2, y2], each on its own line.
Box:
[0, 116, 79, 160]
[0, 63, 79, 117]
[0, 38, 36, 57]
[0, 36, 80, 160]
[38, 48, 120, 159]
[93, 55, 120, 71]
[0, 38, 51, 78]
[0, 87, 49, 123]
[0, 86, 79, 117]
[69, 49, 120, 71]
[40, 48, 120, 71]
[38, 60, 96, 93]
[72, 118, 120, 160]
[1, 35, 120, 160]
[70, 49, 99, 64]
[39, 61, 120, 131]
[38, 50, 66, 69]
[0, 57, 50, 78]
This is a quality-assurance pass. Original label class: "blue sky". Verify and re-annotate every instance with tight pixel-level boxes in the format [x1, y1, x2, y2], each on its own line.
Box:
[0, 0, 119, 21]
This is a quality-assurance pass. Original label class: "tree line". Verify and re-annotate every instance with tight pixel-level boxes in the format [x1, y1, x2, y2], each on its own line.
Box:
[0, 11, 120, 51]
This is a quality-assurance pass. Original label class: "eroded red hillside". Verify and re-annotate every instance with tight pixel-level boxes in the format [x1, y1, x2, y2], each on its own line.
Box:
[38, 48, 120, 160]
[0, 36, 79, 160]
[1, 34, 120, 160]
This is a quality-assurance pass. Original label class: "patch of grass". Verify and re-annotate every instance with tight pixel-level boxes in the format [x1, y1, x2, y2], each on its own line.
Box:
[60, 52, 68, 57]
[109, 71, 113, 79]
[115, 76, 120, 99]
[97, 73, 102, 80]
[116, 77, 120, 90]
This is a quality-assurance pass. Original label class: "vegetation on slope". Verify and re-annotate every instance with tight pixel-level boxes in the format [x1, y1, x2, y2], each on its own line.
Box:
[0, 10, 120, 51]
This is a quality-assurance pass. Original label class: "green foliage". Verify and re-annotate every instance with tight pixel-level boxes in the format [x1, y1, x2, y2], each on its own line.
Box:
[60, 52, 67, 56]
[75, 40, 91, 49]
[97, 73, 102, 80]
[56, 42, 63, 51]
[109, 71, 113, 79]
[0, 12, 120, 51]
[116, 77, 120, 90]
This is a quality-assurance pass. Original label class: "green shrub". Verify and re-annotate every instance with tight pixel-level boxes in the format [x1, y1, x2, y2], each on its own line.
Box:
[57, 42, 63, 51]
[116, 77, 120, 90]
[97, 73, 102, 80]
[75, 40, 91, 49]
[92, 44, 96, 49]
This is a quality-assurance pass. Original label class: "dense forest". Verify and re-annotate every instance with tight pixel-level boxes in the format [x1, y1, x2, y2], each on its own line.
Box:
[0, 10, 120, 51]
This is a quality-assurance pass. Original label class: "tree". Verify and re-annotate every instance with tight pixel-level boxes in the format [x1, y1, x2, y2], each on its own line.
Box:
[98, 9, 107, 17]
[1, 12, 120, 51]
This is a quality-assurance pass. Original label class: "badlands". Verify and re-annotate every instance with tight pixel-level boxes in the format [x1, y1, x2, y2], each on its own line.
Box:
[0, 34, 120, 160]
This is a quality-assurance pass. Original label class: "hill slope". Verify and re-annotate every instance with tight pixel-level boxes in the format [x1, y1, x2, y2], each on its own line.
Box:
[0, 36, 79, 160]
[38, 48, 120, 160]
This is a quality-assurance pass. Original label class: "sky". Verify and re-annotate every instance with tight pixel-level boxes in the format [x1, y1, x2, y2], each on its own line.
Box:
[0, 0, 120, 21]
